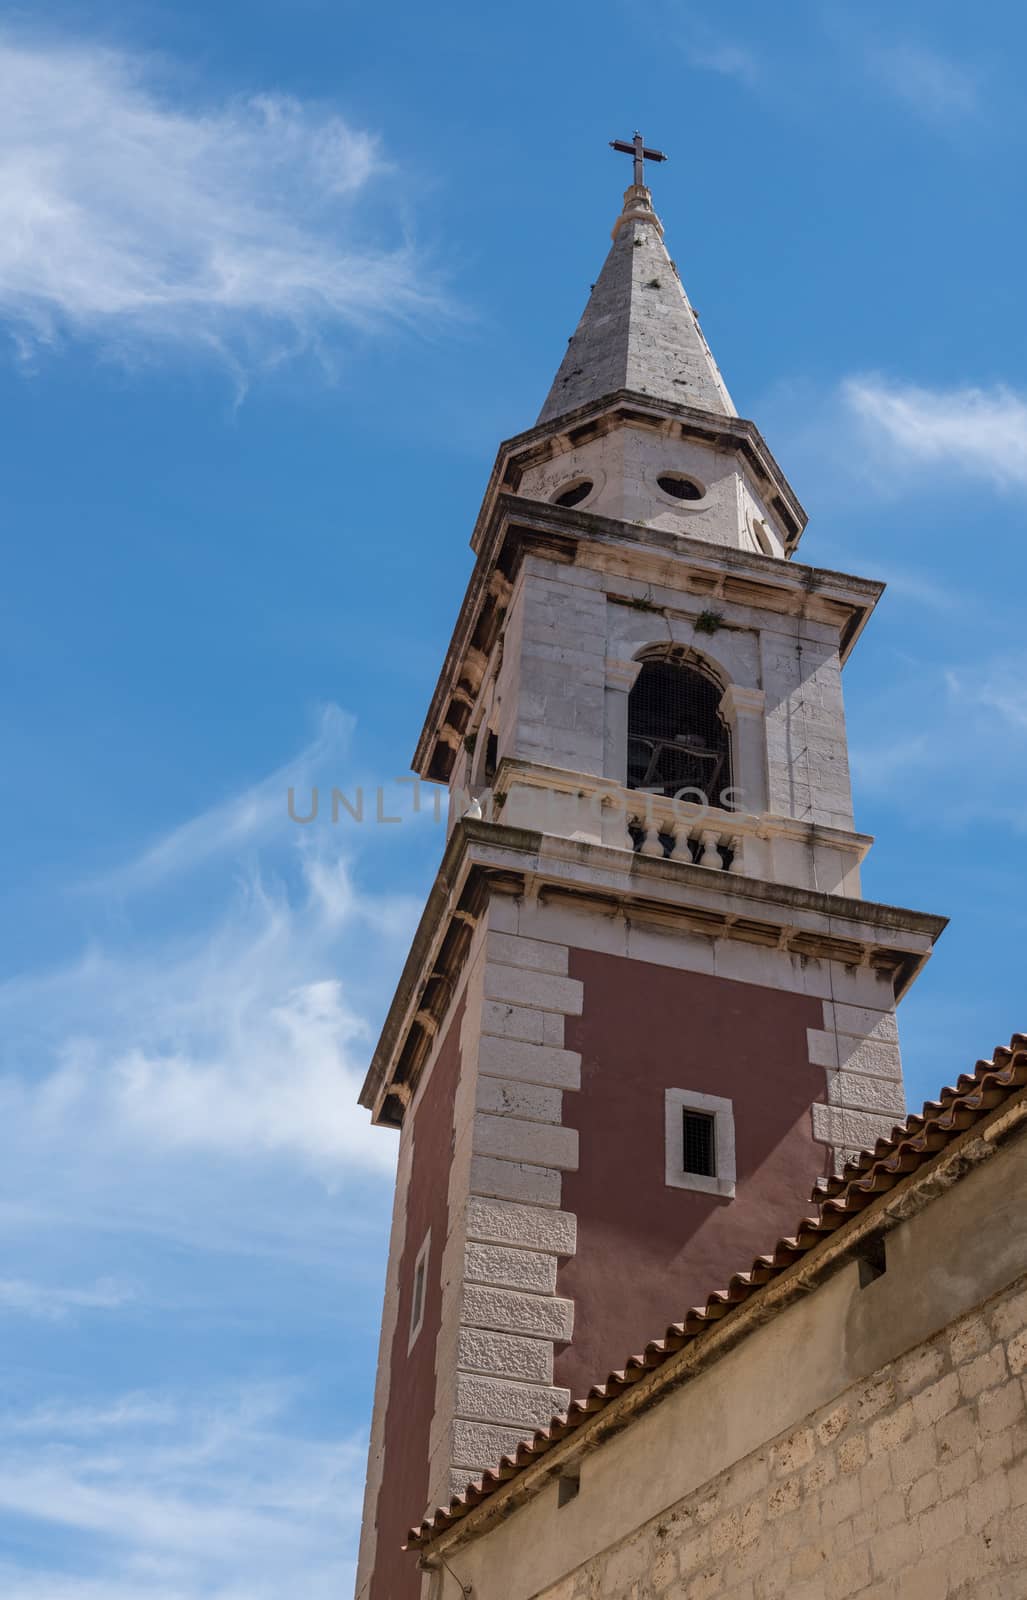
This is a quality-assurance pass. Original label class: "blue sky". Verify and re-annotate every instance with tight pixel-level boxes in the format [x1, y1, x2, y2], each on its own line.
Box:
[1, 1, 1025, 1593]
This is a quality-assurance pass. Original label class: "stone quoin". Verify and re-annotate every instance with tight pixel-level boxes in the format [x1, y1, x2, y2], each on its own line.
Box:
[351, 140, 970, 1600]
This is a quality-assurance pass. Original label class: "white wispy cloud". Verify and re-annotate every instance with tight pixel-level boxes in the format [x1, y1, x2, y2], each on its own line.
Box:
[850, 652, 1027, 830]
[842, 377, 1027, 490]
[686, 40, 761, 86]
[96, 703, 355, 896]
[947, 660, 1027, 732]
[0, 708, 431, 1203]
[0, 1277, 134, 1320]
[850, 732, 934, 796]
[0, 1381, 362, 1599]
[0, 850, 407, 1183]
[868, 41, 981, 122]
[0, 33, 447, 375]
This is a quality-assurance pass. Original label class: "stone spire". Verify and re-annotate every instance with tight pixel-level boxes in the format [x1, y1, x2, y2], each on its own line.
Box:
[537, 182, 737, 425]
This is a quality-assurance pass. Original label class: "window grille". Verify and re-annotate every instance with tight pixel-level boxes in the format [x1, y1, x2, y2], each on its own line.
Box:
[627, 658, 732, 805]
[682, 1109, 716, 1177]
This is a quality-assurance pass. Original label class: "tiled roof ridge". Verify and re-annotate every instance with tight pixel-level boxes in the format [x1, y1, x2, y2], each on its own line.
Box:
[406, 1032, 1027, 1549]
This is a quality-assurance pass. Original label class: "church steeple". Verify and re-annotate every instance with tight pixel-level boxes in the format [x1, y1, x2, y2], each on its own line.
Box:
[354, 149, 946, 1600]
[538, 136, 735, 424]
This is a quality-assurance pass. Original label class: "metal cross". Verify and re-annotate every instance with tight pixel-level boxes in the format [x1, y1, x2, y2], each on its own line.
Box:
[610, 131, 668, 188]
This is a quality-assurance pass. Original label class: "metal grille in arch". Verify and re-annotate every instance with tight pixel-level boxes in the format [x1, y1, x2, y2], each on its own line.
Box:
[627, 658, 733, 806]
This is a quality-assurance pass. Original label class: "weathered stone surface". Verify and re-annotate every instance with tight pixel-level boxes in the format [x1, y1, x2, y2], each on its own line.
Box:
[486, 931, 570, 976]
[822, 1002, 900, 1043]
[825, 1069, 906, 1116]
[472, 1111, 579, 1171]
[483, 962, 584, 1017]
[469, 1154, 562, 1208]
[811, 1103, 902, 1150]
[475, 1076, 563, 1125]
[455, 1374, 569, 1430]
[464, 1242, 558, 1296]
[452, 1420, 534, 1470]
[456, 1327, 555, 1385]
[461, 1283, 574, 1341]
[465, 1195, 577, 1256]
[481, 999, 547, 1045]
[477, 1035, 582, 1091]
[458, 1272, 1027, 1600]
[537, 206, 736, 424]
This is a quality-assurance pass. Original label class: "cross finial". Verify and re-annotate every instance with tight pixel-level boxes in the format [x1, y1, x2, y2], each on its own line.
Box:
[610, 130, 667, 189]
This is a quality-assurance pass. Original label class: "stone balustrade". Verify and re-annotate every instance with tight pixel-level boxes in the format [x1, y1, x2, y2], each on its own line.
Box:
[626, 797, 745, 873]
[494, 759, 870, 898]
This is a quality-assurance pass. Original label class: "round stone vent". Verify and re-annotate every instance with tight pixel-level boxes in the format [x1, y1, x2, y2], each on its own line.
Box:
[552, 479, 593, 509]
[657, 474, 704, 502]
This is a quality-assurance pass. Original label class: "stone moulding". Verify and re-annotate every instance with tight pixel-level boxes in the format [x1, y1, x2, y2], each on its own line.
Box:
[413, 493, 885, 785]
[468, 390, 808, 558]
[359, 817, 948, 1128]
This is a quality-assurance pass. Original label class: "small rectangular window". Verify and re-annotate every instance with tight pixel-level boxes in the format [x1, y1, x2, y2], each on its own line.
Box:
[557, 1468, 580, 1507]
[665, 1089, 735, 1197]
[682, 1109, 715, 1177]
[857, 1235, 887, 1288]
[408, 1230, 431, 1351]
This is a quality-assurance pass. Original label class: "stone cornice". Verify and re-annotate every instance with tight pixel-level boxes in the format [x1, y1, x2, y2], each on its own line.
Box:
[493, 759, 870, 859]
[413, 495, 885, 782]
[470, 390, 808, 557]
[359, 818, 947, 1128]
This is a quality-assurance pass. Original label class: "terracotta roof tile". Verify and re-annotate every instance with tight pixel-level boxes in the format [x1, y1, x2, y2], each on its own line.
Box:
[406, 1033, 1027, 1549]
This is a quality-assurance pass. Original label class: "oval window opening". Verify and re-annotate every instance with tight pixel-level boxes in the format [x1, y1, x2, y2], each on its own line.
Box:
[751, 517, 774, 556]
[657, 475, 703, 502]
[553, 479, 593, 509]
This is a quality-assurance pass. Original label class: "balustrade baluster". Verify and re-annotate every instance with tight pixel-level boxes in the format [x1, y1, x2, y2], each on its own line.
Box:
[670, 824, 693, 863]
[640, 817, 664, 857]
[698, 830, 723, 869]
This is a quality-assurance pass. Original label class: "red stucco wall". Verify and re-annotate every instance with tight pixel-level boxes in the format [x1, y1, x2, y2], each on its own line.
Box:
[557, 950, 830, 1399]
[369, 997, 465, 1600]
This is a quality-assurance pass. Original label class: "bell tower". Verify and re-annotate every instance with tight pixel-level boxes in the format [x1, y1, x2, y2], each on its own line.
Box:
[354, 142, 946, 1600]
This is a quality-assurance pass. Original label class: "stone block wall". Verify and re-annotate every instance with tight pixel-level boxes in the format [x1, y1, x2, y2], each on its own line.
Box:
[433, 895, 908, 1516]
[495, 550, 859, 869]
[535, 1276, 1027, 1600]
[439, 920, 583, 1507]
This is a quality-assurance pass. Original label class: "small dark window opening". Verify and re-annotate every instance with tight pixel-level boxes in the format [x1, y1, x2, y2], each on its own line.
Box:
[682, 1110, 716, 1177]
[557, 1468, 580, 1507]
[627, 658, 733, 804]
[553, 479, 593, 509]
[857, 1235, 887, 1288]
[657, 474, 703, 501]
[410, 1257, 427, 1336]
[484, 731, 498, 784]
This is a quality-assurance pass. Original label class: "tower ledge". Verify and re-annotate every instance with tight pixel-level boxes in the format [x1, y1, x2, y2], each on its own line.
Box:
[415, 493, 882, 787]
[470, 390, 808, 558]
[360, 816, 948, 1127]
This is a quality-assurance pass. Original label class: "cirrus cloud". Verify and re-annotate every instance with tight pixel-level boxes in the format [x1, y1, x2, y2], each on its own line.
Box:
[867, 41, 982, 124]
[842, 376, 1027, 489]
[0, 33, 448, 375]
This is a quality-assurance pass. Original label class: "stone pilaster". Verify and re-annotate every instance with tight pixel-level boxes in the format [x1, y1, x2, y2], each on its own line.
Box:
[435, 919, 583, 1503]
